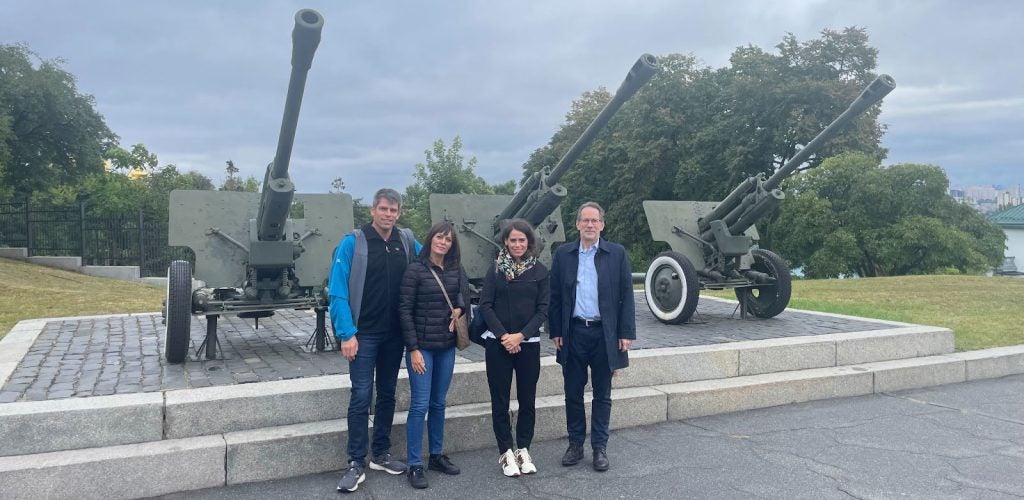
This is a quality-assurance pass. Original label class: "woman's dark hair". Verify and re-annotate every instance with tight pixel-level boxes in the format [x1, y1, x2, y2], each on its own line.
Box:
[419, 221, 461, 266]
[500, 219, 538, 259]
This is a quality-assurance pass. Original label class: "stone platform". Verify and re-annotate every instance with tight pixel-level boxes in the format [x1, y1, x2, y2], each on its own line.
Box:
[0, 294, 889, 402]
[4, 293, 1023, 499]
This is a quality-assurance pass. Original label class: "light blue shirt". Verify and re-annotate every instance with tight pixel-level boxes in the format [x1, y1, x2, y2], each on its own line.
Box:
[573, 241, 600, 320]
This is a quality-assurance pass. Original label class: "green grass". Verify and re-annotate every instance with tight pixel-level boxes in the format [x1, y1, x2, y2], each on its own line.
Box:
[702, 275, 1024, 351]
[0, 257, 165, 340]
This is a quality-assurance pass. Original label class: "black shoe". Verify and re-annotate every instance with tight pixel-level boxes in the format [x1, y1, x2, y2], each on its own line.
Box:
[408, 465, 428, 489]
[592, 448, 609, 472]
[337, 461, 366, 492]
[369, 453, 408, 474]
[561, 443, 584, 466]
[428, 454, 461, 475]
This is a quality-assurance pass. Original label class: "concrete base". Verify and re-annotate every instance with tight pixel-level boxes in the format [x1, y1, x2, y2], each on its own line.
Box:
[225, 419, 347, 485]
[871, 356, 967, 392]
[1, 310, 1022, 497]
[0, 393, 163, 456]
[0, 435, 225, 500]
[662, 366, 874, 420]
[0, 248, 28, 260]
[26, 255, 81, 271]
[1, 345, 1024, 495]
[165, 376, 348, 439]
[139, 277, 206, 289]
[80, 265, 140, 280]
[0, 324, 960, 456]
[954, 345, 1024, 380]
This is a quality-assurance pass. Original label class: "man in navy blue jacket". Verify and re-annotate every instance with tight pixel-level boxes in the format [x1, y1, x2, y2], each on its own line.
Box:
[549, 201, 636, 472]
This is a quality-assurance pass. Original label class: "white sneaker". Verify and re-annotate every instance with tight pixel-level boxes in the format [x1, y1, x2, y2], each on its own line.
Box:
[515, 447, 537, 474]
[499, 449, 521, 477]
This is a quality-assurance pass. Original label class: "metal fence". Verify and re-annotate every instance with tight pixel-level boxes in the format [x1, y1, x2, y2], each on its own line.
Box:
[0, 200, 194, 277]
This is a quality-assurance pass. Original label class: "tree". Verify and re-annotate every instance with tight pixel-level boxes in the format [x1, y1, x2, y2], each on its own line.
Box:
[219, 160, 260, 192]
[402, 136, 502, 236]
[765, 153, 1005, 277]
[326, 176, 372, 226]
[0, 44, 117, 198]
[105, 143, 158, 173]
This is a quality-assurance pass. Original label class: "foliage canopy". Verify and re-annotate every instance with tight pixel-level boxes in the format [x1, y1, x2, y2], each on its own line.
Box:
[519, 28, 889, 267]
[764, 153, 1005, 277]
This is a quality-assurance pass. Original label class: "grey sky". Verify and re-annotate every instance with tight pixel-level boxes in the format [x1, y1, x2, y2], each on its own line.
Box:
[2, 0, 1021, 199]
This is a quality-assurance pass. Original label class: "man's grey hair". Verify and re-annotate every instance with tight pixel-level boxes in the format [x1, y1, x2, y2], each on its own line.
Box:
[575, 201, 605, 221]
[372, 188, 402, 209]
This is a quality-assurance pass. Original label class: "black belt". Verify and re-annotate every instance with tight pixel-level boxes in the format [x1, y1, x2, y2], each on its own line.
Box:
[573, 317, 602, 327]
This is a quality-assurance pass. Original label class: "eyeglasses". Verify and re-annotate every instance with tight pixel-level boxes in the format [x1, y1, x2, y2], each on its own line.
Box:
[578, 218, 603, 225]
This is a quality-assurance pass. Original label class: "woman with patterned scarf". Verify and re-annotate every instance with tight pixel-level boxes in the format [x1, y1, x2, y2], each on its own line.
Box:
[478, 218, 550, 478]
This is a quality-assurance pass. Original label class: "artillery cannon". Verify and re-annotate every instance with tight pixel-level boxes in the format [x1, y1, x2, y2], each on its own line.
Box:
[430, 54, 658, 292]
[642, 74, 895, 324]
[162, 9, 353, 363]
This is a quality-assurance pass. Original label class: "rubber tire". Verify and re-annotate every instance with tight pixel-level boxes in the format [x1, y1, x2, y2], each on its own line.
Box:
[734, 248, 792, 318]
[164, 260, 192, 363]
[645, 251, 700, 324]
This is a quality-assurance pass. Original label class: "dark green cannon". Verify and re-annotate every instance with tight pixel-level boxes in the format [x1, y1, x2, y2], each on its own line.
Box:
[642, 74, 895, 324]
[162, 9, 353, 363]
[430, 54, 658, 293]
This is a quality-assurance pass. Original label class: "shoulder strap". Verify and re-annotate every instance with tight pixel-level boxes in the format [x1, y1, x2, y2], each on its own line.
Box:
[399, 227, 415, 263]
[428, 267, 456, 313]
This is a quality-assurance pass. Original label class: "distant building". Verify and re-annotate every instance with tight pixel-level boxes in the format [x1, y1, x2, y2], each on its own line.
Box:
[950, 184, 1022, 215]
[966, 185, 998, 203]
[989, 204, 1024, 277]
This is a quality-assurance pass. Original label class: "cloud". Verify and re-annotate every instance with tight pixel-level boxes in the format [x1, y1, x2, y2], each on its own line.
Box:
[3, 0, 1022, 200]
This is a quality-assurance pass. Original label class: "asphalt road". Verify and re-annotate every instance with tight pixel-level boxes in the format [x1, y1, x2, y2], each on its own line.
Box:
[160, 374, 1024, 499]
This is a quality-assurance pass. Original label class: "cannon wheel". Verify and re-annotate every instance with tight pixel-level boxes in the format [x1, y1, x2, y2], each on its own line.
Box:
[645, 251, 700, 324]
[164, 260, 192, 363]
[734, 249, 792, 318]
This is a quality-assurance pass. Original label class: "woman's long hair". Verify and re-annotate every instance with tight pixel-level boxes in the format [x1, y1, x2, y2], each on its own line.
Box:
[499, 218, 538, 259]
[419, 221, 461, 267]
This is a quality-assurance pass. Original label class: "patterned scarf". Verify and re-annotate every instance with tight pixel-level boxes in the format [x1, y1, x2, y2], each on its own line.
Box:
[496, 247, 537, 281]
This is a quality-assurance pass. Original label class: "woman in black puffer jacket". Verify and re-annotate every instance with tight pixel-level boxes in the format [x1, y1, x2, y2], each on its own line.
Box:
[398, 221, 467, 489]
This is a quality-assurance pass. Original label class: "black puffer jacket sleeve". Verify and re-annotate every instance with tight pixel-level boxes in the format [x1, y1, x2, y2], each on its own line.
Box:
[398, 260, 421, 351]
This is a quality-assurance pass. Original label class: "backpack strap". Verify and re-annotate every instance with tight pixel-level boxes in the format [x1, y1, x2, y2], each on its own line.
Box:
[398, 227, 416, 263]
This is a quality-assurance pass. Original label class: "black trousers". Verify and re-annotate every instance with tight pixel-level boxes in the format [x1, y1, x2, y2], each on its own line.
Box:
[485, 339, 541, 453]
[563, 321, 613, 450]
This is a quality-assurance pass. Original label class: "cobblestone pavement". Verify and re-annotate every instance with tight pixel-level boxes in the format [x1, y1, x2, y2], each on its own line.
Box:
[0, 294, 892, 402]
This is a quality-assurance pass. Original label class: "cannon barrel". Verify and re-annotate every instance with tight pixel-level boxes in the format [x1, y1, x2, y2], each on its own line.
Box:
[698, 175, 758, 234]
[495, 54, 658, 226]
[256, 9, 324, 242]
[763, 74, 895, 191]
[696, 74, 895, 235]
[544, 53, 659, 188]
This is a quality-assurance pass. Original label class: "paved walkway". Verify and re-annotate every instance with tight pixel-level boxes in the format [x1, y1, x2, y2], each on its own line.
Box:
[0, 294, 890, 402]
[161, 374, 1024, 499]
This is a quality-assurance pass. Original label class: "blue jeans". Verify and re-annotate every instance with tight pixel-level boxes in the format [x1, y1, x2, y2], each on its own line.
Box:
[406, 346, 456, 466]
[346, 332, 404, 465]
